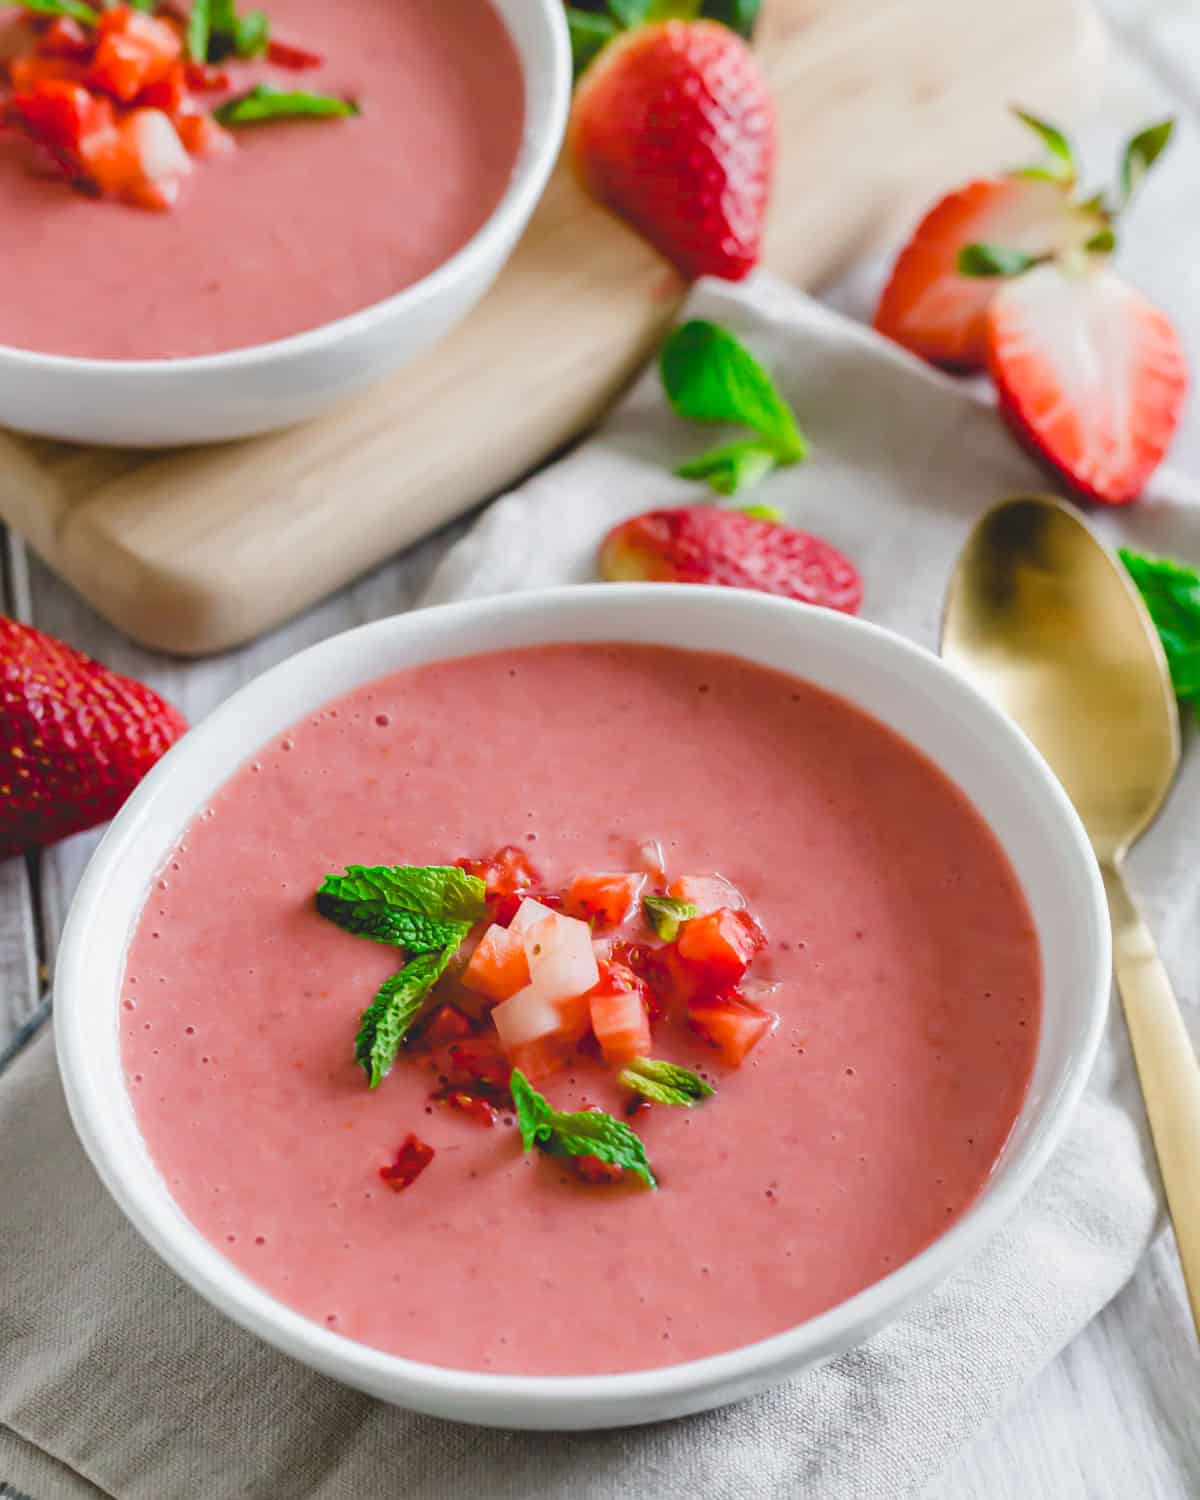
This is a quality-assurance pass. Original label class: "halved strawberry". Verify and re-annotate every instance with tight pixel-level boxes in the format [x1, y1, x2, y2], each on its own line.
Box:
[600, 506, 862, 612]
[588, 961, 652, 1066]
[677, 907, 766, 989]
[688, 991, 773, 1066]
[462, 923, 531, 1003]
[873, 177, 1102, 371]
[986, 263, 1188, 505]
[88, 6, 181, 104]
[569, 19, 774, 282]
[562, 871, 646, 928]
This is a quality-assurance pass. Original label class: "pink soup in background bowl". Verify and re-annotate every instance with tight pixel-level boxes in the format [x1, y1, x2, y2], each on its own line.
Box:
[54, 585, 1109, 1429]
[0, 0, 570, 445]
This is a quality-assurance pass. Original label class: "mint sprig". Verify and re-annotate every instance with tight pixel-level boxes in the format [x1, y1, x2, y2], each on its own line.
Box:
[355, 947, 458, 1088]
[216, 84, 358, 125]
[316, 897, 469, 953]
[510, 1070, 657, 1188]
[643, 894, 698, 942]
[661, 321, 808, 497]
[1120, 547, 1200, 720]
[20, 0, 98, 23]
[191, 0, 270, 62]
[317, 866, 487, 923]
[619, 1057, 714, 1106]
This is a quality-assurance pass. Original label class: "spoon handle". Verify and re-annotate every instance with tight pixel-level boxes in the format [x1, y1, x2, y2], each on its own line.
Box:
[1104, 863, 1200, 1335]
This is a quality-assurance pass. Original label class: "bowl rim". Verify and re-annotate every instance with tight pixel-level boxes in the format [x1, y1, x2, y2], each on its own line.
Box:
[0, 0, 571, 375]
[54, 584, 1111, 1417]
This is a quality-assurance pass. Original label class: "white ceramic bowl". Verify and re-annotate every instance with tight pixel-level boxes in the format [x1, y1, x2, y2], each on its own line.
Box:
[55, 585, 1110, 1429]
[0, 0, 570, 447]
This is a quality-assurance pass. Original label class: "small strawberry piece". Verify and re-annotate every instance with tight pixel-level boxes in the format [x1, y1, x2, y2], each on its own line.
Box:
[0, 619, 187, 859]
[601, 506, 862, 613]
[569, 19, 774, 282]
[507, 1036, 570, 1083]
[175, 110, 234, 159]
[462, 923, 531, 1002]
[611, 939, 693, 1019]
[562, 871, 646, 928]
[379, 1134, 435, 1191]
[588, 961, 652, 1066]
[573, 1155, 626, 1186]
[677, 907, 766, 989]
[88, 7, 182, 104]
[667, 873, 745, 916]
[457, 845, 542, 925]
[431, 1086, 497, 1127]
[184, 61, 231, 91]
[986, 263, 1188, 506]
[873, 178, 1103, 371]
[442, 1037, 511, 1094]
[266, 38, 323, 70]
[8, 54, 87, 89]
[81, 106, 192, 210]
[8, 79, 113, 159]
[422, 1003, 474, 1046]
[688, 991, 773, 1066]
[38, 18, 93, 60]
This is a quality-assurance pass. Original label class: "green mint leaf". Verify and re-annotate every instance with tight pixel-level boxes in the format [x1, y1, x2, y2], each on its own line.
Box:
[233, 7, 269, 56]
[510, 1070, 657, 1188]
[210, 0, 236, 31]
[675, 437, 780, 496]
[643, 894, 699, 942]
[620, 1056, 715, 1106]
[738, 502, 784, 522]
[316, 866, 487, 924]
[216, 84, 359, 125]
[956, 242, 1043, 278]
[187, 0, 211, 62]
[355, 948, 456, 1088]
[565, 7, 618, 77]
[661, 321, 807, 464]
[606, 0, 650, 24]
[699, 0, 760, 36]
[315, 893, 469, 953]
[1121, 118, 1174, 204]
[1119, 548, 1200, 708]
[19, 0, 98, 23]
[1084, 226, 1117, 255]
[127, 0, 157, 10]
[510, 1068, 555, 1151]
[1011, 108, 1076, 186]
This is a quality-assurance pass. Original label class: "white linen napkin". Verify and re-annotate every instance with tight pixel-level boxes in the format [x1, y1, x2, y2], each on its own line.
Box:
[2, 272, 1197, 1500]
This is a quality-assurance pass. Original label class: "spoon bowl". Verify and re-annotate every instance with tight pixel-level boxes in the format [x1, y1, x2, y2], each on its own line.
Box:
[943, 493, 1200, 1338]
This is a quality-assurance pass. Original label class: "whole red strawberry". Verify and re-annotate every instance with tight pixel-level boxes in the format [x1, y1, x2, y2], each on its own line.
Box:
[0, 618, 187, 857]
[600, 506, 862, 612]
[569, 19, 775, 282]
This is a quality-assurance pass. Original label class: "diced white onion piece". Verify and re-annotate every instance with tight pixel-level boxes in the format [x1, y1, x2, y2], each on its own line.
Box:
[129, 109, 192, 185]
[509, 898, 558, 935]
[492, 988, 561, 1051]
[523, 912, 599, 1002]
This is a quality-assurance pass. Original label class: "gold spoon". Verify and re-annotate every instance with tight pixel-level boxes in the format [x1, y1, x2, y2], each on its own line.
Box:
[942, 493, 1200, 1334]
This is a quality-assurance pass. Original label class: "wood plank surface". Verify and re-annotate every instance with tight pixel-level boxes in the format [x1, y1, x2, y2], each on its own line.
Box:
[0, 0, 1103, 656]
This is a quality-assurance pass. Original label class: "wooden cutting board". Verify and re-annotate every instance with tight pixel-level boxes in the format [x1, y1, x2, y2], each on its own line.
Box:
[0, 0, 1104, 657]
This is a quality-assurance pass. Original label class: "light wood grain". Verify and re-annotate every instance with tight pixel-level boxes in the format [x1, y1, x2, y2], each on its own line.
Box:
[0, 0, 1104, 657]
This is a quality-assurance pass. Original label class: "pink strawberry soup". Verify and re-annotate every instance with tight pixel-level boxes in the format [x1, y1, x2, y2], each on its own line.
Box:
[0, 0, 524, 359]
[121, 643, 1041, 1376]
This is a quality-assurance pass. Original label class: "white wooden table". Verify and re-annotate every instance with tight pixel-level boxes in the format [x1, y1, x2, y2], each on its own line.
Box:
[3, 2, 1200, 1494]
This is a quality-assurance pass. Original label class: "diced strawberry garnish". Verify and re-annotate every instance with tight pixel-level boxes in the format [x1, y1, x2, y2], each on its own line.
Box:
[184, 61, 231, 92]
[462, 923, 531, 1002]
[572, 1155, 626, 1185]
[688, 991, 773, 1066]
[81, 106, 192, 211]
[562, 871, 646, 927]
[611, 939, 692, 1019]
[986, 263, 1188, 506]
[9, 54, 87, 90]
[507, 1036, 570, 1083]
[175, 109, 233, 159]
[88, 7, 182, 104]
[431, 1086, 497, 1127]
[8, 79, 113, 158]
[667, 873, 745, 916]
[135, 58, 186, 117]
[441, 1037, 511, 1094]
[588, 961, 652, 1066]
[422, 1003, 474, 1046]
[379, 1134, 435, 1192]
[676, 907, 766, 989]
[266, 38, 323, 70]
[38, 17, 93, 60]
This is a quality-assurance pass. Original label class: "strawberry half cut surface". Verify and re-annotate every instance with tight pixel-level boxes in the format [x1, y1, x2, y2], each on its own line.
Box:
[986, 263, 1188, 506]
[1, 619, 188, 858]
[569, 19, 775, 283]
[873, 177, 1103, 372]
[600, 506, 862, 612]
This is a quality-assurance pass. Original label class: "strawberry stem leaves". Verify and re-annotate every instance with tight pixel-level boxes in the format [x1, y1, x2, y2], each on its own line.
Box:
[661, 320, 809, 496]
[1011, 108, 1077, 187]
[957, 243, 1047, 278]
[1120, 118, 1175, 206]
